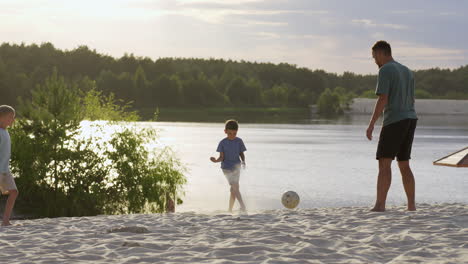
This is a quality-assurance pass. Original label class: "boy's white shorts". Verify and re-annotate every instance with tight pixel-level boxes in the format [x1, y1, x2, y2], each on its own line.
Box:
[0, 173, 17, 194]
[222, 166, 241, 185]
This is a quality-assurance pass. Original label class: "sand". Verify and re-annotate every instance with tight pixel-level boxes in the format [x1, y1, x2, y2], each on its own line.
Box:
[1, 203, 468, 263]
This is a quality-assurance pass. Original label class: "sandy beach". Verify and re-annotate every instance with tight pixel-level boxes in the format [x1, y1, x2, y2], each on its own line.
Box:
[1, 203, 467, 264]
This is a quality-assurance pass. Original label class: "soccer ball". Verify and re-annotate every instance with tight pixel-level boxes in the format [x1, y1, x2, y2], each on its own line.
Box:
[281, 191, 300, 209]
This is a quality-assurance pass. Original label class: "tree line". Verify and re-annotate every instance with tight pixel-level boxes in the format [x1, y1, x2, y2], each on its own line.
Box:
[1, 42, 467, 116]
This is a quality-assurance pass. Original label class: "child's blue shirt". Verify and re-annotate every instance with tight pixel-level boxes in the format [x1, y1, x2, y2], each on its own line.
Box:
[216, 137, 246, 170]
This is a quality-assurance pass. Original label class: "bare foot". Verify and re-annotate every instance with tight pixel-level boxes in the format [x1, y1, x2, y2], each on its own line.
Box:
[2, 222, 12, 227]
[370, 207, 385, 212]
[407, 205, 416, 211]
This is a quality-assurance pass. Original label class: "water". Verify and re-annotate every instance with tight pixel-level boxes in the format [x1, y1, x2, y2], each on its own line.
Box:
[82, 116, 467, 212]
[150, 115, 468, 212]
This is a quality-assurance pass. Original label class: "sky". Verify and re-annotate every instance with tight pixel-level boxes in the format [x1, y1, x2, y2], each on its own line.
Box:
[1, 0, 467, 74]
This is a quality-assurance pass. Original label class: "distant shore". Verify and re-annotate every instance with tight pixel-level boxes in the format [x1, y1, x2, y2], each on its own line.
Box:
[350, 98, 468, 115]
[138, 103, 468, 125]
[142, 107, 311, 123]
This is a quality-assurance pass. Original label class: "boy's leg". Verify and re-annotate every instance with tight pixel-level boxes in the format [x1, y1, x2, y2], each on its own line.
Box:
[398, 161, 416, 211]
[229, 185, 235, 212]
[232, 184, 246, 211]
[2, 189, 18, 226]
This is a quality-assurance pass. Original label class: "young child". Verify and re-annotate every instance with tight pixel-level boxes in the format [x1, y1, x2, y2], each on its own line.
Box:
[0, 105, 18, 226]
[210, 120, 247, 213]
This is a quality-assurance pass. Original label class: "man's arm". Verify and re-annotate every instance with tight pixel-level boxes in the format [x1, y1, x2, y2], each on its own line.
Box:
[366, 94, 388, 141]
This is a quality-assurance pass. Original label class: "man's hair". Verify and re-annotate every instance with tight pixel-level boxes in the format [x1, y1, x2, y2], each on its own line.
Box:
[372, 40, 392, 56]
[0, 105, 15, 117]
[225, 119, 239, 130]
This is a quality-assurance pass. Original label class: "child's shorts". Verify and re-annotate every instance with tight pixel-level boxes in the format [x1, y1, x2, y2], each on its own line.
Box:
[0, 173, 17, 195]
[222, 166, 241, 185]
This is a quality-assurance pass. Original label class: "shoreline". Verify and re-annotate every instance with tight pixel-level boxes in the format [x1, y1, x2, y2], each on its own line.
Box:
[1, 203, 467, 263]
[136, 105, 468, 124]
[141, 107, 310, 123]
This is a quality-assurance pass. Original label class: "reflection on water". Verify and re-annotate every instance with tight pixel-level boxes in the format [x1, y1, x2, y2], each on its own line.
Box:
[82, 116, 468, 212]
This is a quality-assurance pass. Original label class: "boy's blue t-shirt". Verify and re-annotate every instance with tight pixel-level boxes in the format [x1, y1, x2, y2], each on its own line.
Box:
[0, 128, 11, 174]
[216, 137, 246, 170]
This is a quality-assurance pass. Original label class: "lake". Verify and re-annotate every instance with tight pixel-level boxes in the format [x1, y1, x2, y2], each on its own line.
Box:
[148, 115, 468, 212]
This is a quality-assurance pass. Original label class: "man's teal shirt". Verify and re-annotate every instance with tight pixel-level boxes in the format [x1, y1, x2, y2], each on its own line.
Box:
[375, 60, 418, 127]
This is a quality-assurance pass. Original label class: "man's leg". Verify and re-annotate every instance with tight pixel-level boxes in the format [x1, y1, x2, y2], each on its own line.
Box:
[371, 158, 392, 212]
[396, 119, 417, 211]
[398, 161, 416, 211]
[2, 189, 18, 226]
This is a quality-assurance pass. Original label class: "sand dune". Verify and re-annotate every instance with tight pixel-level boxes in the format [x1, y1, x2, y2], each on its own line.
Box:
[1, 203, 467, 263]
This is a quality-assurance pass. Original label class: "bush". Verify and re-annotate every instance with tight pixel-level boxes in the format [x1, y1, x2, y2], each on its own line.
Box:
[414, 89, 432, 99]
[317, 87, 355, 116]
[317, 88, 341, 115]
[10, 70, 186, 217]
[360, 89, 377, 98]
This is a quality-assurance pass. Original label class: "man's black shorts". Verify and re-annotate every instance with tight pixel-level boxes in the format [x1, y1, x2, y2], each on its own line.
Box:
[376, 118, 417, 161]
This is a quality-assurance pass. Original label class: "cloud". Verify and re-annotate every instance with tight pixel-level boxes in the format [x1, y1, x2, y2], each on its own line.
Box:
[371, 32, 385, 39]
[389, 9, 424, 15]
[438, 11, 457, 16]
[130, 0, 328, 24]
[159, 9, 328, 24]
[1, 0, 467, 74]
[394, 41, 466, 61]
[352, 19, 408, 30]
[252, 32, 281, 39]
[241, 20, 288, 26]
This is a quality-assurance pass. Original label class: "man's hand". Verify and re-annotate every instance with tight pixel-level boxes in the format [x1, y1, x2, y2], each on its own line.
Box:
[366, 124, 374, 141]
[367, 94, 387, 141]
[210, 157, 217, 162]
[241, 161, 246, 169]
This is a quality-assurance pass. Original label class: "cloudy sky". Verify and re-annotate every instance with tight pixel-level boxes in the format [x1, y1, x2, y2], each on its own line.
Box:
[1, 0, 467, 74]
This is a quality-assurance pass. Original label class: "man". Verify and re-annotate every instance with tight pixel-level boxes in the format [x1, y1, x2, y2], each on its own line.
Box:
[366, 40, 418, 212]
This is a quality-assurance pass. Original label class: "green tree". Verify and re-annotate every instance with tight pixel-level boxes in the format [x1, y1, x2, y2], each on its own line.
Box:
[263, 84, 289, 107]
[415, 89, 432, 99]
[360, 89, 377, 98]
[317, 88, 342, 115]
[226, 76, 245, 104]
[10, 70, 185, 217]
[1, 42, 468, 112]
[226, 76, 261, 105]
[182, 73, 225, 106]
[133, 65, 148, 104]
[152, 74, 184, 106]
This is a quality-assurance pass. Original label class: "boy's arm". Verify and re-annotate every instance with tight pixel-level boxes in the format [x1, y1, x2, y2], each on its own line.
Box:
[240, 152, 246, 168]
[210, 152, 224, 163]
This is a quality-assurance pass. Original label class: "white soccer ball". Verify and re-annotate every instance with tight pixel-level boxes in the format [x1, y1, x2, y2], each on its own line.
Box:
[281, 191, 300, 209]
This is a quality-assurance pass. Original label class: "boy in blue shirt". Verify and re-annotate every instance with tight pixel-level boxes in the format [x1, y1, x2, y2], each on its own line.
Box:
[0, 105, 18, 226]
[210, 120, 247, 213]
